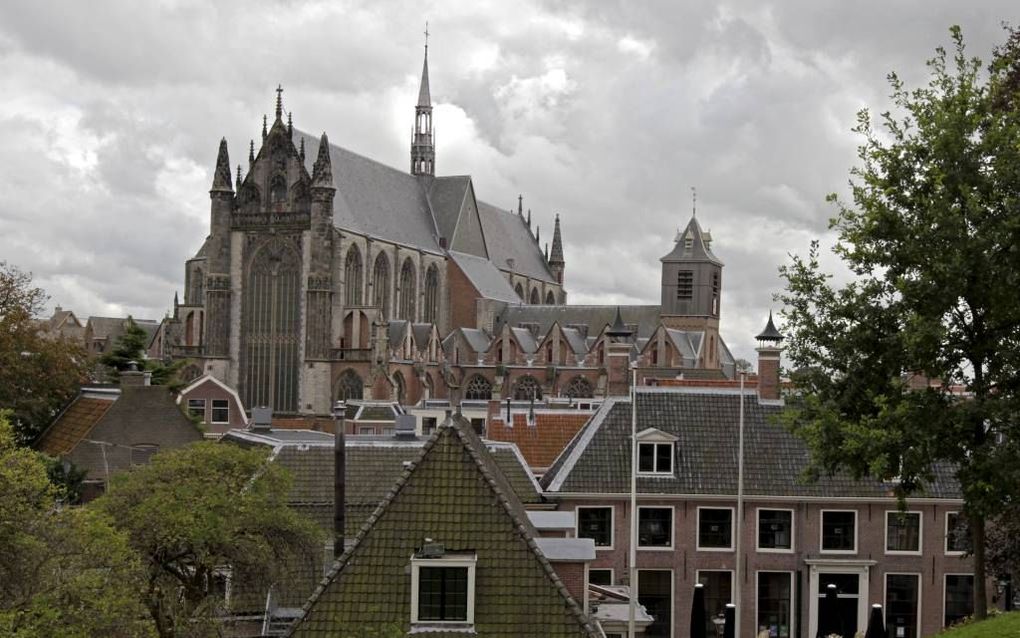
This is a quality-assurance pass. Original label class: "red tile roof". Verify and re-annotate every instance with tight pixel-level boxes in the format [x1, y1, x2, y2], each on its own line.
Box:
[486, 412, 590, 472]
[36, 396, 116, 456]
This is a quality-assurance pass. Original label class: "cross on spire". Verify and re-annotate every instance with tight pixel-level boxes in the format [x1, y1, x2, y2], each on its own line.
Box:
[424, 20, 430, 53]
[275, 84, 283, 121]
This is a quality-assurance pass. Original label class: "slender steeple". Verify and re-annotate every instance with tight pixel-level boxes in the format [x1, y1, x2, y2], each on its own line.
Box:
[549, 213, 565, 284]
[235, 164, 242, 191]
[312, 132, 334, 189]
[410, 23, 435, 176]
[210, 138, 233, 192]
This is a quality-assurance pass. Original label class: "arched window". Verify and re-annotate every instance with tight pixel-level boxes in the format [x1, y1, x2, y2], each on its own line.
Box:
[373, 253, 390, 317]
[398, 258, 416, 321]
[529, 288, 540, 304]
[336, 369, 363, 401]
[513, 375, 542, 400]
[191, 267, 204, 305]
[185, 312, 195, 345]
[423, 265, 439, 324]
[393, 371, 406, 405]
[464, 375, 492, 401]
[514, 283, 524, 300]
[344, 246, 363, 306]
[270, 174, 287, 203]
[564, 376, 594, 399]
[545, 290, 555, 305]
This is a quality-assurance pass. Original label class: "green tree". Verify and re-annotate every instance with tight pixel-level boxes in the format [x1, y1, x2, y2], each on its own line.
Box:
[95, 442, 322, 637]
[0, 412, 152, 637]
[99, 316, 183, 387]
[0, 262, 89, 444]
[778, 27, 1020, 620]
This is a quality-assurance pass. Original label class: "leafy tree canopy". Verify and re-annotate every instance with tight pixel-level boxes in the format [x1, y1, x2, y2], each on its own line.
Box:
[98, 316, 183, 387]
[0, 412, 152, 637]
[778, 26, 1020, 619]
[95, 441, 322, 638]
[0, 262, 89, 444]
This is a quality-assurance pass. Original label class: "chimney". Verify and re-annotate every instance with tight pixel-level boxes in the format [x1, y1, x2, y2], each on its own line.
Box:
[755, 311, 785, 401]
[605, 307, 634, 397]
[249, 407, 273, 432]
[333, 400, 347, 558]
[120, 361, 151, 387]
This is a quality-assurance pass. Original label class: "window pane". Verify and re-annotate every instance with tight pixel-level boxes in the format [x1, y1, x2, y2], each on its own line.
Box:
[758, 510, 793, 550]
[418, 566, 468, 622]
[655, 443, 672, 473]
[589, 569, 612, 586]
[699, 571, 732, 636]
[886, 574, 919, 638]
[699, 509, 733, 548]
[944, 575, 974, 627]
[946, 513, 972, 553]
[211, 399, 229, 423]
[578, 508, 612, 547]
[639, 508, 672, 547]
[638, 443, 655, 473]
[822, 511, 856, 551]
[639, 570, 672, 638]
[757, 572, 792, 638]
[187, 399, 205, 419]
[887, 512, 921, 552]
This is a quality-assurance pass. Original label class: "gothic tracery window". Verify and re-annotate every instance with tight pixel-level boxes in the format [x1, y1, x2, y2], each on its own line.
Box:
[513, 375, 542, 401]
[545, 290, 555, 305]
[373, 252, 391, 317]
[564, 376, 594, 399]
[529, 288, 540, 305]
[423, 264, 439, 324]
[270, 174, 287, 203]
[345, 246, 363, 306]
[464, 375, 492, 401]
[398, 258, 416, 321]
[336, 369, 364, 401]
[515, 283, 524, 301]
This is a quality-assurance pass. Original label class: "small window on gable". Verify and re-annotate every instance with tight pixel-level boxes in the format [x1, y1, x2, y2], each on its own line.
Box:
[211, 399, 230, 424]
[411, 550, 476, 626]
[635, 429, 677, 476]
[187, 398, 206, 420]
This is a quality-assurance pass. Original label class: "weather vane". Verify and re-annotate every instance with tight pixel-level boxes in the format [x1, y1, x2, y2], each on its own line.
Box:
[424, 20, 429, 51]
[691, 186, 697, 216]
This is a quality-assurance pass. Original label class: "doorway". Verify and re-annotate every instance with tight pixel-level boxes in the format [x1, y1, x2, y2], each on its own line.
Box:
[806, 562, 871, 638]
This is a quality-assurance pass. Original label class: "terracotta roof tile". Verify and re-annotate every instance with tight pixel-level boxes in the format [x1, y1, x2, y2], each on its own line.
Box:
[35, 396, 115, 456]
[486, 412, 590, 471]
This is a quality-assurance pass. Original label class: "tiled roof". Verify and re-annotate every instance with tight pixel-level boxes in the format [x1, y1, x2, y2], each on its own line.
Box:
[286, 417, 598, 637]
[486, 412, 591, 472]
[476, 201, 557, 283]
[542, 389, 962, 499]
[448, 250, 521, 302]
[429, 176, 470, 248]
[495, 304, 663, 340]
[35, 394, 117, 456]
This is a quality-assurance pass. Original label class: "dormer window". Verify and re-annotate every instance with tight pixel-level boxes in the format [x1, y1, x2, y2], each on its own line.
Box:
[410, 548, 476, 626]
[635, 428, 678, 476]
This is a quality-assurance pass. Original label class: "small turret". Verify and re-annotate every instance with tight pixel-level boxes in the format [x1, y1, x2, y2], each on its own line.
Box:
[235, 164, 242, 191]
[549, 214, 565, 284]
[210, 138, 233, 193]
[249, 140, 255, 167]
[755, 310, 785, 401]
[312, 132, 334, 189]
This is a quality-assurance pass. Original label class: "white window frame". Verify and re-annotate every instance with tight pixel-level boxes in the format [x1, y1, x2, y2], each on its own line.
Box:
[187, 398, 206, 419]
[410, 555, 477, 626]
[884, 510, 923, 555]
[942, 573, 974, 629]
[756, 507, 795, 553]
[210, 398, 230, 424]
[588, 568, 614, 586]
[819, 509, 858, 554]
[944, 511, 967, 556]
[636, 442, 674, 476]
[639, 568, 675, 638]
[884, 572, 922, 638]
[576, 505, 614, 551]
[697, 506, 735, 552]
[754, 570, 795, 638]
[637, 505, 674, 551]
[635, 428, 678, 477]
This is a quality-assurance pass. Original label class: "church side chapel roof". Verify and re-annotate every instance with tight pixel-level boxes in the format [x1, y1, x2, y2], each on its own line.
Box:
[495, 304, 662, 340]
[429, 176, 472, 248]
[476, 200, 557, 283]
[448, 250, 521, 302]
[510, 326, 540, 354]
[559, 326, 588, 355]
[286, 416, 598, 637]
[442, 327, 493, 355]
[541, 389, 962, 499]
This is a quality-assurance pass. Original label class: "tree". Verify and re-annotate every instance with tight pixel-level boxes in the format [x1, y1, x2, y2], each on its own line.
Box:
[95, 442, 322, 637]
[0, 262, 89, 444]
[778, 26, 1020, 620]
[98, 316, 183, 387]
[0, 412, 152, 637]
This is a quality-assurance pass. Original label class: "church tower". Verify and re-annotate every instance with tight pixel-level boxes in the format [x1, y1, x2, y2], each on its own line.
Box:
[659, 213, 723, 367]
[410, 33, 435, 176]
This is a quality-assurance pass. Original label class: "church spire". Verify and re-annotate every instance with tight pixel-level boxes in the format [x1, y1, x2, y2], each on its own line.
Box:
[410, 23, 435, 176]
[312, 132, 334, 189]
[210, 138, 233, 192]
[550, 214, 564, 264]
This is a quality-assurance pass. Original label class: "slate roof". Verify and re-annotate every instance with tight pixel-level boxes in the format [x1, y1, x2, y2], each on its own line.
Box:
[295, 133, 556, 283]
[448, 250, 521, 302]
[495, 304, 662, 340]
[542, 388, 963, 499]
[286, 416, 598, 637]
[660, 215, 723, 266]
[429, 176, 470, 248]
[36, 392, 117, 456]
[486, 412, 592, 472]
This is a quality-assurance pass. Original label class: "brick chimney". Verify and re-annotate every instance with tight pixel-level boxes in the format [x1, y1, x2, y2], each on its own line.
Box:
[754, 311, 784, 401]
[604, 307, 634, 397]
[120, 361, 151, 387]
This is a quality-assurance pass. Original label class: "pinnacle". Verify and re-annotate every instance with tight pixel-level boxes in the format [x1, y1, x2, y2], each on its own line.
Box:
[211, 138, 232, 192]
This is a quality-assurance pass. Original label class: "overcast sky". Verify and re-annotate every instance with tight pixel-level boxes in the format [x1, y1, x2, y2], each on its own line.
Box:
[0, 1, 1015, 364]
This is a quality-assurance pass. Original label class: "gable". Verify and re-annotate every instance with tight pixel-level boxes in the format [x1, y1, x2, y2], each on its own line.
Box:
[450, 180, 489, 258]
[289, 423, 595, 637]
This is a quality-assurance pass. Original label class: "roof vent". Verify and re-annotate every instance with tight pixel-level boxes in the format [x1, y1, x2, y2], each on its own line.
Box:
[394, 414, 417, 439]
[417, 542, 445, 558]
[250, 407, 273, 432]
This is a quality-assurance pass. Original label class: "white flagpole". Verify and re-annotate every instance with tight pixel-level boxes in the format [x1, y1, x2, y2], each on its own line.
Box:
[628, 364, 638, 638]
[735, 371, 746, 634]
